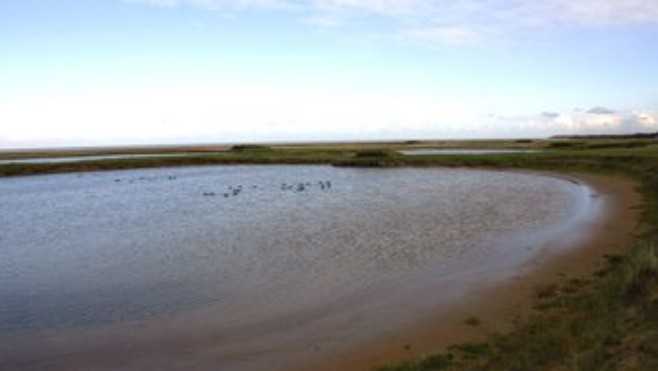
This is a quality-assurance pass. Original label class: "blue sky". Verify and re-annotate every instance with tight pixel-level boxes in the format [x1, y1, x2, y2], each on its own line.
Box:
[1, 0, 658, 148]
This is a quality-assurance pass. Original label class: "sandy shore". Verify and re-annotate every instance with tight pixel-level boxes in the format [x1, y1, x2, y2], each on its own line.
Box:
[302, 172, 641, 371]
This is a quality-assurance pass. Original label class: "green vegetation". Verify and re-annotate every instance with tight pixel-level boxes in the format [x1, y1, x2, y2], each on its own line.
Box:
[229, 144, 273, 152]
[376, 240, 658, 371]
[464, 316, 481, 327]
[3, 137, 656, 177]
[379, 354, 455, 371]
[3, 136, 658, 370]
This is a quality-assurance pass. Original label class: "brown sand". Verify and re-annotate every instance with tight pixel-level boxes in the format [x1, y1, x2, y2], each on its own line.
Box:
[302, 172, 641, 371]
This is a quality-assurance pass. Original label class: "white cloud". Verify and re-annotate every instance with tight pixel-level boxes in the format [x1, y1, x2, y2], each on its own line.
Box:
[318, 0, 658, 26]
[556, 0, 658, 26]
[124, 0, 214, 8]
[123, 0, 658, 47]
[540, 112, 560, 119]
[399, 26, 482, 46]
[123, 0, 299, 11]
[315, 0, 425, 17]
[124, 0, 658, 26]
[636, 110, 658, 126]
[525, 108, 658, 135]
[586, 106, 616, 114]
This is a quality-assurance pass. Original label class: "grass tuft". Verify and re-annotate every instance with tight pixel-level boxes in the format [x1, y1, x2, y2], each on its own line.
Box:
[449, 342, 490, 359]
[464, 316, 481, 327]
[376, 354, 454, 371]
[620, 239, 658, 301]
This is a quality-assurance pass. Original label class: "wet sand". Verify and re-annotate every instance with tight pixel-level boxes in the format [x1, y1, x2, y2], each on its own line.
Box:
[305, 172, 640, 371]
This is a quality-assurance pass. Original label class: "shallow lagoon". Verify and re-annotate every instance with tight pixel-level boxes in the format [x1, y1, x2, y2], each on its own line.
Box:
[0, 165, 594, 370]
[0, 153, 193, 165]
[399, 148, 540, 155]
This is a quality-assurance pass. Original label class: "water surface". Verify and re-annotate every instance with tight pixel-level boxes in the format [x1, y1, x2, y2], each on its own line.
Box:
[0, 153, 195, 165]
[0, 165, 592, 370]
[399, 148, 540, 155]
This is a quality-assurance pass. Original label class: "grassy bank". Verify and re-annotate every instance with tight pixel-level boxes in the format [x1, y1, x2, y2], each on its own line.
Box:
[2, 137, 656, 177]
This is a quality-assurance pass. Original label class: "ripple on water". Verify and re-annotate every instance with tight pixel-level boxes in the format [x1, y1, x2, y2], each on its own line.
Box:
[0, 166, 588, 333]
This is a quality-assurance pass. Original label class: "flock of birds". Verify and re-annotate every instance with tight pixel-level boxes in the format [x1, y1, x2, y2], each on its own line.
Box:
[202, 180, 332, 198]
[202, 185, 248, 198]
[113, 175, 177, 183]
[110, 173, 333, 198]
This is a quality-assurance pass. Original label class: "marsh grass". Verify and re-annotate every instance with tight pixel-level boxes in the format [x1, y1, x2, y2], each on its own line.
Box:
[377, 354, 455, 371]
[2, 137, 657, 177]
[619, 239, 658, 302]
[449, 342, 491, 359]
[377, 236, 658, 370]
[464, 316, 481, 327]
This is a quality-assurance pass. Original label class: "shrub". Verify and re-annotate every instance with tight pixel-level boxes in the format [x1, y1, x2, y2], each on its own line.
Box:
[355, 149, 393, 158]
[230, 144, 272, 152]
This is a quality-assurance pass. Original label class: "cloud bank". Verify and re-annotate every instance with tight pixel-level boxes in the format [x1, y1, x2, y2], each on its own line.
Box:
[521, 107, 658, 136]
[124, 0, 658, 45]
[123, 0, 298, 11]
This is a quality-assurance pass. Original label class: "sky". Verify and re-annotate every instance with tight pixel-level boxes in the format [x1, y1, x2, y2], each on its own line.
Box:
[1, 0, 658, 148]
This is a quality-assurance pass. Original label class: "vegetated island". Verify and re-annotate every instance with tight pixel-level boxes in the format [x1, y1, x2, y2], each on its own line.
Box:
[2, 133, 658, 370]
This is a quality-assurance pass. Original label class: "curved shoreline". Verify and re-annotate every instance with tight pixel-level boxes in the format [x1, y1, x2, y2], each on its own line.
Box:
[303, 171, 640, 371]
[0, 169, 640, 371]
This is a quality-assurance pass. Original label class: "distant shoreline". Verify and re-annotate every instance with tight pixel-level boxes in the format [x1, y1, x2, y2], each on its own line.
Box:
[1, 136, 656, 178]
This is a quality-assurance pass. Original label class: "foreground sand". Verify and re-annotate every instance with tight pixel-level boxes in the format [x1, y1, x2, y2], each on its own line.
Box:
[303, 172, 640, 371]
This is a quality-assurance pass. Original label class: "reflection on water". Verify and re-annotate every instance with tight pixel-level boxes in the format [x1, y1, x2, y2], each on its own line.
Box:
[0, 165, 590, 370]
[0, 153, 195, 165]
[399, 148, 540, 155]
